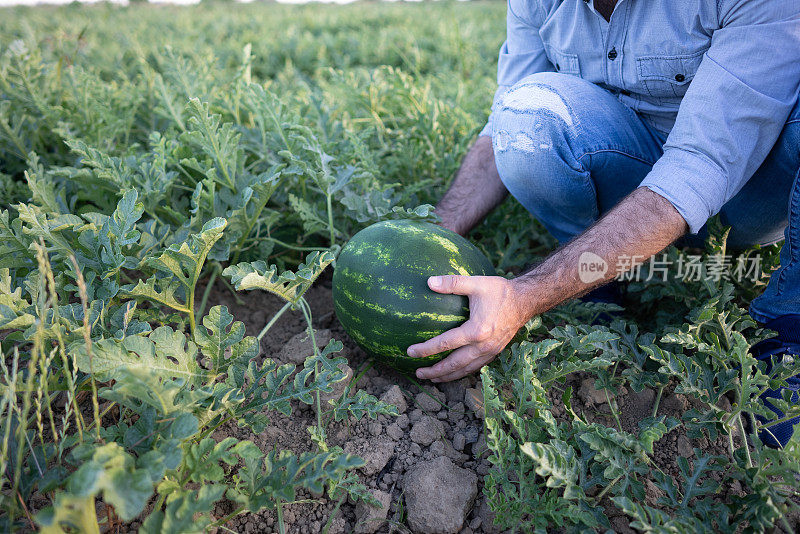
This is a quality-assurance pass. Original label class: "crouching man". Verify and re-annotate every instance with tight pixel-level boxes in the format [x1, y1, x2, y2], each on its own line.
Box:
[409, 0, 800, 448]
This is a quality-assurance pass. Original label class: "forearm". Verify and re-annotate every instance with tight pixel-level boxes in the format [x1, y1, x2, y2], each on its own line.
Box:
[512, 187, 689, 319]
[437, 136, 507, 235]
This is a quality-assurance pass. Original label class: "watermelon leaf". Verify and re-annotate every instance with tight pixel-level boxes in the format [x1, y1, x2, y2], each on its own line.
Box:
[223, 249, 335, 304]
[194, 304, 258, 377]
[71, 328, 204, 383]
[122, 218, 226, 331]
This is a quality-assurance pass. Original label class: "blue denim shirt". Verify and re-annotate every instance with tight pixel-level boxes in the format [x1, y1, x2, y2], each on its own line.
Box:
[481, 0, 800, 233]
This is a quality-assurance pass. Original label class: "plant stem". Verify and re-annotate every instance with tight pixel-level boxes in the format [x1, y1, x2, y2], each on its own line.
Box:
[727, 428, 736, 459]
[735, 413, 752, 468]
[70, 255, 102, 440]
[188, 284, 197, 336]
[276, 499, 286, 534]
[606, 389, 623, 432]
[258, 301, 293, 341]
[157, 75, 186, 132]
[195, 262, 221, 327]
[326, 192, 336, 248]
[84, 402, 117, 433]
[195, 415, 235, 443]
[652, 385, 665, 419]
[16, 492, 35, 531]
[759, 411, 800, 429]
[350, 361, 374, 390]
[779, 514, 793, 534]
[266, 236, 328, 253]
[594, 474, 623, 503]
[321, 494, 346, 534]
[211, 506, 246, 528]
[218, 275, 246, 305]
[300, 299, 324, 433]
[316, 360, 323, 431]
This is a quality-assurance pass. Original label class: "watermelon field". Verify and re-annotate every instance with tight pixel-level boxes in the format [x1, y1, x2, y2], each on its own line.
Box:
[1, 1, 800, 533]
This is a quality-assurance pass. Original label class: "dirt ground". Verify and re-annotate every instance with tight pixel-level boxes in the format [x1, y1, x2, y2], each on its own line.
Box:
[119, 274, 756, 534]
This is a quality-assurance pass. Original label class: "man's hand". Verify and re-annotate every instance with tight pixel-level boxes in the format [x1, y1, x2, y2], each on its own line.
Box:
[412, 187, 688, 382]
[407, 275, 534, 382]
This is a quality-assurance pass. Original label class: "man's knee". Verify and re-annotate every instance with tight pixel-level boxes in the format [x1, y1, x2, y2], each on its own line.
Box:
[491, 73, 586, 193]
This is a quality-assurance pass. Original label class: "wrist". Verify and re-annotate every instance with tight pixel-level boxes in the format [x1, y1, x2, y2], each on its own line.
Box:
[508, 275, 546, 324]
[436, 212, 466, 236]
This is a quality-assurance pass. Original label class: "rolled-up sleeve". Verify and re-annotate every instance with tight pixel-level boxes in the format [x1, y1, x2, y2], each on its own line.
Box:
[479, 0, 555, 137]
[640, 0, 800, 233]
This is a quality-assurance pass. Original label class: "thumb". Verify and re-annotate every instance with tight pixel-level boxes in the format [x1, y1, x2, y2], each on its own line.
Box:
[428, 275, 477, 296]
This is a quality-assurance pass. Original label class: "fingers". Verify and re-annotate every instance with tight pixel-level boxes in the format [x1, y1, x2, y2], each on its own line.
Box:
[428, 275, 481, 296]
[410, 274, 511, 381]
[407, 324, 472, 359]
[416, 345, 483, 381]
[429, 354, 495, 383]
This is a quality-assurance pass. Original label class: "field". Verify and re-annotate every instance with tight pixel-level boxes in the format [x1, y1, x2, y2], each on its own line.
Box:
[1, 1, 800, 533]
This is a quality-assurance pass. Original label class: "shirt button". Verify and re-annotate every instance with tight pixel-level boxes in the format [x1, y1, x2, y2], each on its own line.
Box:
[675, 73, 685, 82]
[607, 47, 617, 61]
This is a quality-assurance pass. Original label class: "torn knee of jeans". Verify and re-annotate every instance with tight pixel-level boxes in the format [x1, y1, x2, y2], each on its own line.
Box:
[493, 84, 576, 154]
[499, 83, 576, 129]
[494, 130, 552, 153]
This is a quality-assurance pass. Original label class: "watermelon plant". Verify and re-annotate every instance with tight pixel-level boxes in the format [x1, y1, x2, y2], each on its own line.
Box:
[1, 2, 800, 533]
[0, 189, 375, 532]
[0, 7, 444, 529]
[483, 232, 800, 532]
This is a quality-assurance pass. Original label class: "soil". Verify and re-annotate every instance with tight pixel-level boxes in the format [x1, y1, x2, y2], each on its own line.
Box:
[117, 273, 773, 534]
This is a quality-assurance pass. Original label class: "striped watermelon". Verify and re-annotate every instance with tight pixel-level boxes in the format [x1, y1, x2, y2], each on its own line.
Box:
[332, 220, 495, 372]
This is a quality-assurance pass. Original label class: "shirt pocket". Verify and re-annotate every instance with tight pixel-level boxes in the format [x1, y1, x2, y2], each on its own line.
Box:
[546, 47, 581, 77]
[636, 48, 707, 102]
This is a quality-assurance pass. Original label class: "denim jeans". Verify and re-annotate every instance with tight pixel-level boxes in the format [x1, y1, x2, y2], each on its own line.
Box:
[490, 72, 800, 322]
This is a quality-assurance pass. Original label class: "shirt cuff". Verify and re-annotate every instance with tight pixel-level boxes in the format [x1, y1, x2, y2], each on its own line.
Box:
[639, 149, 730, 234]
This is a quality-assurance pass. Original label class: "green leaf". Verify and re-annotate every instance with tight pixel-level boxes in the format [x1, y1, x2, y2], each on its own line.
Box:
[100, 367, 214, 419]
[36, 494, 98, 534]
[73, 189, 144, 278]
[71, 327, 204, 383]
[637, 416, 680, 455]
[521, 441, 582, 498]
[122, 217, 226, 314]
[140, 484, 226, 534]
[0, 209, 33, 271]
[223, 249, 335, 304]
[0, 268, 34, 329]
[194, 304, 258, 377]
[228, 448, 363, 512]
[65, 443, 154, 521]
[287, 192, 328, 237]
[121, 273, 188, 313]
[330, 389, 399, 421]
[183, 437, 248, 484]
[228, 343, 347, 432]
[15, 203, 83, 257]
[676, 452, 724, 507]
[234, 359, 312, 417]
[180, 98, 243, 191]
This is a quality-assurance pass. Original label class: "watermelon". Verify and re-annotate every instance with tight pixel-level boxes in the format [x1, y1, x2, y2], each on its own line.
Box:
[332, 219, 495, 372]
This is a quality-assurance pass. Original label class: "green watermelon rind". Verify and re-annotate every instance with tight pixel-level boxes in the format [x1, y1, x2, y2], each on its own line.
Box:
[332, 220, 495, 373]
